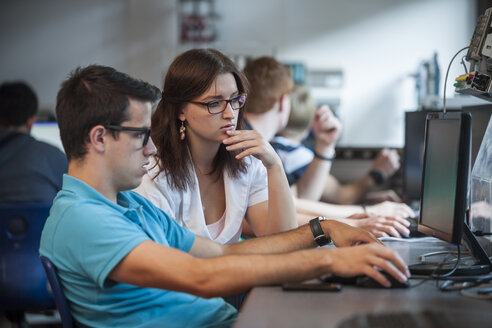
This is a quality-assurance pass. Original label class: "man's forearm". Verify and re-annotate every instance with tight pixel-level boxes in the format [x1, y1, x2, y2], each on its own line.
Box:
[110, 240, 330, 299]
[190, 249, 331, 297]
[228, 223, 315, 254]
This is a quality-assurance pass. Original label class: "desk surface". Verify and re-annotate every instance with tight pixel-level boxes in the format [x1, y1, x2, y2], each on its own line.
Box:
[234, 238, 492, 328]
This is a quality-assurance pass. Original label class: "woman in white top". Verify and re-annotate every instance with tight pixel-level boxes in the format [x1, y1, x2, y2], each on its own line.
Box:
[135, 48, 298, 244]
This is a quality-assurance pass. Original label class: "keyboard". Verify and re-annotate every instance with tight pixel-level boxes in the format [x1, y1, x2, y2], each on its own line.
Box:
[337, 310, 456, 328]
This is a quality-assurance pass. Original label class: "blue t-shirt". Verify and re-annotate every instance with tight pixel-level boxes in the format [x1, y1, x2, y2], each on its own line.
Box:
[40, 175, 237, 328]
[270, 136, 314, 186]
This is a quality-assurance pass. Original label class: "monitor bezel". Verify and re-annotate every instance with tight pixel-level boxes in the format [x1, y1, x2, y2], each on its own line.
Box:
[417, 111, 471, 244]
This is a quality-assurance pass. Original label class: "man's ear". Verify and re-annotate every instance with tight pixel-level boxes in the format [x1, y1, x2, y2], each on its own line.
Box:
[88, 125, 107, 153]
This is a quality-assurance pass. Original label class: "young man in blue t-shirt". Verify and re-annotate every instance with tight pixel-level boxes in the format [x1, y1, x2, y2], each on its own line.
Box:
[40, 64, 409, 328]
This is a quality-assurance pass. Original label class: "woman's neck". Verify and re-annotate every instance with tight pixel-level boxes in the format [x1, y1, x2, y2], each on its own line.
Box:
[187, 136, 220, 174]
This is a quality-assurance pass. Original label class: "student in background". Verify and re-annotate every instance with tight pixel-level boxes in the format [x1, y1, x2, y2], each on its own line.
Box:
[135, 48, 297, 244]
[243, 57, 413, 237]
[0, 82, 67, 203]
[275, 84, 402, 205]
[40, 64, 409, 327]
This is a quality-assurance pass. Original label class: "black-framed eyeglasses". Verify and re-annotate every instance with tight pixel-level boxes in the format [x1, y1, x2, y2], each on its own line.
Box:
[104, 125, 151, 147]
[188, 94, 247, 114]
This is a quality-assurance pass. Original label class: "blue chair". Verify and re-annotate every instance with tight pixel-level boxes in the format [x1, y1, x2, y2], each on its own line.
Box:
[40, 256, 74, 328]
[0, 203, 54, 311]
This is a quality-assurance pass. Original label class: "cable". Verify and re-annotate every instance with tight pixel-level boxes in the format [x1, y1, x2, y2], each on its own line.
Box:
[460, 283, 492, 300]
[460, 56, 468, 74]
[434, 244, 462, 279]
[408, 245, 463, 289]
[443, 46, 469, 114]
[473, 230, 492, 236]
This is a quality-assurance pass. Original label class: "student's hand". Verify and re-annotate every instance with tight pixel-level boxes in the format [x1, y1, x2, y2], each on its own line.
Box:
[322, 219, 382, 247]
[365, 201, 415, 220]
[327, 243, 409, 287]
[345, 213, 410, 238]
[371, 149, 400, 179]
[223, 129, 281, 169]
[312, 106, 342, 153]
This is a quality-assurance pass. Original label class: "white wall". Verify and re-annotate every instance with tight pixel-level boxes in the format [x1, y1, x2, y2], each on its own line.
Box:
[213, 0, 477, 147]
[0, 0, 478, 147]
[0, 0, 178, 111]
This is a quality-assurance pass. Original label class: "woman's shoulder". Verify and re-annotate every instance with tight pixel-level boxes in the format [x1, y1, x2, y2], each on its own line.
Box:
[241, 155, 263, 171]
[226, 156, 265, 184]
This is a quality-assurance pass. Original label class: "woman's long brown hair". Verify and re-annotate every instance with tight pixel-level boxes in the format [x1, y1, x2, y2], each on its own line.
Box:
[151, 48, 249, 191]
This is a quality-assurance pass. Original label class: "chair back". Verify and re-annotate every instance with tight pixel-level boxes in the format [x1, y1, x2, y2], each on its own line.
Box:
[0, 202, 54, 310]
[40, 256, 74, 328]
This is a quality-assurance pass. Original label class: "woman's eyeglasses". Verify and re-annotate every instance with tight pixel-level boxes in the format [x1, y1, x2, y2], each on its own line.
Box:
[188, 94, 247, 114]
[104, 125, 151, 147]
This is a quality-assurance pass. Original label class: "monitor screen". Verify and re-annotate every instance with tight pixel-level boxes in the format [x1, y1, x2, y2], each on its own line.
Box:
[30, 122, 64, 152]
[419, 115, 462, 242]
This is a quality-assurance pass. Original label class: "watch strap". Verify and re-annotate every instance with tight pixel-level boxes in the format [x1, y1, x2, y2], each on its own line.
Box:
[369, 170, 384, 185]
[309, 217, 331, 247]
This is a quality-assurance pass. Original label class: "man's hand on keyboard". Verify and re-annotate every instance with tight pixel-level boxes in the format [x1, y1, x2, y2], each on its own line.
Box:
[327, 243, 410, 288]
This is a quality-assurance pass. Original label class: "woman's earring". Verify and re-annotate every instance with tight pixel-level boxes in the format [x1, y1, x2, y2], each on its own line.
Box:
[179, 121, 186, 140]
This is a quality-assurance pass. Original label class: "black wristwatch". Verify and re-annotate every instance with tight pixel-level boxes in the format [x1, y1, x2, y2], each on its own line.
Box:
[309, 217, 331, 247]
[368, 170, 384, 185]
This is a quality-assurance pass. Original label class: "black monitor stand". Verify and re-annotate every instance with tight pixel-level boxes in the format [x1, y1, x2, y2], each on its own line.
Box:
[409, 214, 492, 276]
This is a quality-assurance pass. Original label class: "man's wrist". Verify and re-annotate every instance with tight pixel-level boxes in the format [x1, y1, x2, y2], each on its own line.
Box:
[309, 217, 332, 247]
[313, 146, 336, 162]
[368, 170, 384, 185]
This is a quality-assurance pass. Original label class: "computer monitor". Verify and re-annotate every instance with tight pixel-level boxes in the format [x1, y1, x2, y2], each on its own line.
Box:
[30, 122, 64, 152]
[403, 105, 492, 201]
[409, 112, 491, 276]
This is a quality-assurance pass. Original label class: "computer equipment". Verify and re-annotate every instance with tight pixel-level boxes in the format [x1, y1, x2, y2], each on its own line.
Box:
[455, 6, 492, 101]
[30, 121, 64, 152]
[400, 216, 424, 238]
[403, 105, 492, 201]
[408, 112, 492, 276]
[320, 271, 409, 289]
[356, 271, 410, 289]
[403, 111, 428, 201]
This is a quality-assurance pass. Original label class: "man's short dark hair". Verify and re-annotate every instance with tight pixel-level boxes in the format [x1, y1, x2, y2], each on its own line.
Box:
[56, 65, 161, 161]
[0, 82, 38, 127]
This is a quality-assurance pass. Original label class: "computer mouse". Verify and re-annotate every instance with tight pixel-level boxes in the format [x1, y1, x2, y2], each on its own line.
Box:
[400, 217, 426, 238]
[356, 271, 410, 289]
